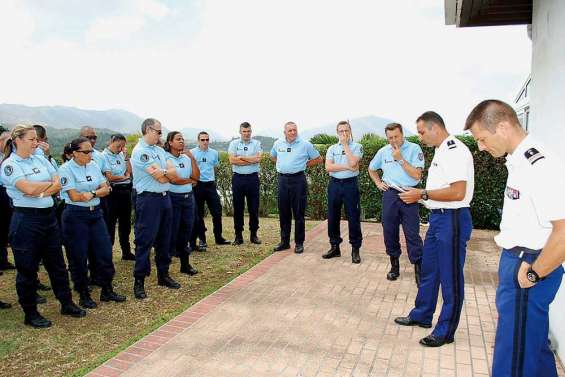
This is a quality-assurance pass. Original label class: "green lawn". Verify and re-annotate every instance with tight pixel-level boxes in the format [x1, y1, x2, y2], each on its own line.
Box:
[0, 216, 320, 377]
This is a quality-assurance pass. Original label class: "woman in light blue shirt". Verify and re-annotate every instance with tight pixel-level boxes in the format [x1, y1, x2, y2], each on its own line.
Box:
[0, 125, 85, 328]
[59, 137, 126, 309]
[164, 131, 200, 276]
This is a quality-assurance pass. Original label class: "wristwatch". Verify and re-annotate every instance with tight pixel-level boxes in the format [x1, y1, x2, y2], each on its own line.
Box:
[420, 189, 429, 200]
[397, 159, 405, 166]
[90, 190, 97, 198]
[162, 169, 168, 176]
[526, 266, 544, 284]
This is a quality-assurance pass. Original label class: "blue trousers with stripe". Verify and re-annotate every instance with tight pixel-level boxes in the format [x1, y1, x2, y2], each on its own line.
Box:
[492, 250, 563, 377]
[409, 208, 472, 340]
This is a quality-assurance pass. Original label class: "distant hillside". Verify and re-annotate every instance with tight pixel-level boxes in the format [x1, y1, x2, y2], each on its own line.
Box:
[185, 135, 276, 152]
[300, 115, 414, 141]
[0, 104, 143, 133]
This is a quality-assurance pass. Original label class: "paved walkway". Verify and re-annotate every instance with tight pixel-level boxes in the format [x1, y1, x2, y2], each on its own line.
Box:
[88, 222, 564, 377]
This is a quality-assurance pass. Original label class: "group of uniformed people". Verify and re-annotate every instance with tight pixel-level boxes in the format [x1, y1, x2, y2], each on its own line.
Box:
[1, 100, 564, 376]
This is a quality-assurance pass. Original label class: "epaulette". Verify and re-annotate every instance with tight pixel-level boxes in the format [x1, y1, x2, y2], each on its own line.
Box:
[447, 140, 457, 150]
[524, 148, 545, 165]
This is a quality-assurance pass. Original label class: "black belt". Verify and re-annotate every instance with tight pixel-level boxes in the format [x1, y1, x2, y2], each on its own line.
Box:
[330, 176, 357, 183]
[505, 246, 542, 257]
[233, 172, 258, 176]
[66, 204, 101, 212]
[170, 192, 193, 198]
[430, 208, 466, 214]
[279, 172, 304, 177]
[197, 180, 216, 185]
[138, 191, 168, 197]
[14, 206, 54, 215]
[111, 183, 132, 190]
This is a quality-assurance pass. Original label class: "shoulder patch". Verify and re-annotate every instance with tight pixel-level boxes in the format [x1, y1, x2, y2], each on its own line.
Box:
[524, 148, 545, 165]
[418, 152, 424, 161]
[60, 177, 68, 186]
[447, 140, 457, 150]
[141, 154, 149, 162]
[3, 165, 13, 176]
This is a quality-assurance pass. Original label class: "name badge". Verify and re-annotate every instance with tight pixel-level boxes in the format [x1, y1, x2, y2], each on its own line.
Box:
[202, 158, 207, 162]
[278, 148, 286, 153]
[32, 167, 41, 174]
[116, 160, 121, 165]
[179, 163, 185, 168]
[86, 176, 92, 182]
[287, 148, 292, 152]
[244, 146, 248, 151]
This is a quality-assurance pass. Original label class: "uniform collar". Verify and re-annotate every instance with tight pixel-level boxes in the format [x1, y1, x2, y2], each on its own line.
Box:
[197, 146, 209, 152]
[104, 147, 120, 156]
[239, 138, 253, 145]
[506, 134, 531, 166]
[337, 140, 354, 147]
[13, 152, 32, 162]
[69, 158, 85, 169]
[284, 137, 300, 146]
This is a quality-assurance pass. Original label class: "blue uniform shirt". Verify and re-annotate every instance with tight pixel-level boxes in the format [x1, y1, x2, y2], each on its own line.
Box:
[270, 138, 320, 174]
[326, 141, 364, 179]
[1, 153, 57, 208]
[166, 152, 193, 193]
[369, 140, 424, 187]
[131, 138, 170, 193]
[92, 149, 107, 173]
[191, 147, 219, 182]
[102, 148, 131, 184]
[34, 147, 59, 171]
[59, 159, 105, 207]
[227, 138, 262, 174]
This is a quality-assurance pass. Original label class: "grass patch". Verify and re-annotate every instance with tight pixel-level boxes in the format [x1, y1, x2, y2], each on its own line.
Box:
[0, 216, 320, 376]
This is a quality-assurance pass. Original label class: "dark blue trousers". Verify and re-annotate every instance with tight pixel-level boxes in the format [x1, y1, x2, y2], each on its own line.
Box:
[0, 186, 12, 266]
[134, 192, 172, 279]
[192, 181, 223, 244]
[327, 177, 362, 248]
[169, 192, 195, 258]
[106, 185, 133, 255]
[492, 249, 563, 377]
[409, 208, 472, 340]
[62, 205, 115, 293]
[232, 173, 260, 234]
[382, 189, 422, 264]
[9, 208, 72, 309]
[277, 173, 307, 245]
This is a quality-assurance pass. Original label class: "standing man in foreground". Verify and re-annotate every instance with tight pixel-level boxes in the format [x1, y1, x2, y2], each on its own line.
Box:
[228, 122, 262, 246]
[131, 118, 180, 299]
[394, 111, 474, 347]
[191, 132, 230, 251]
[270, 121, 322, 254]
[322, 121, 363, 264]
[368, 123, 424, 284]
[466, 100, 565, 377]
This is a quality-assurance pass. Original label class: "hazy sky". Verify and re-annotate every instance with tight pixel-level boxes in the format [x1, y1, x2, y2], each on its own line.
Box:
[0, 0, 531, 138]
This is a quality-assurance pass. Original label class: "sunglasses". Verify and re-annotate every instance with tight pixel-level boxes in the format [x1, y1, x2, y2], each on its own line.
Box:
[76, 150, 94, 155]
[86, 135, 98, 141]
[149, 126, 162, 135]
[200, 138, 209, 142]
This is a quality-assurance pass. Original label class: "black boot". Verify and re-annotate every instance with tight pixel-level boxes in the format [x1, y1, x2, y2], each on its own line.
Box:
[61, 301, 87, 317]
[0, 300, 11, 309]
[35, 294, 47, 305]
[158, 274, 181, 289]
[387, 256, 400, 281]
[100, 284, 126, 302]
[273, 243, 290, 252]
[24, 307, 52, 328]
[180, 256, 198, 276]
[232, 233, 244, 246]
[250, 232, 261, 245]
[79, 291, 97, 309]
[351, 247, 361, 264]
[198, 241, 208, 252]
[121, 251, 136, 261]
[37, 281, 51, 291]
[134, 278, 147, 299]
[215, 237, 230, 245]
[322, 245, 341, 259]
[414, 261, 422, 288]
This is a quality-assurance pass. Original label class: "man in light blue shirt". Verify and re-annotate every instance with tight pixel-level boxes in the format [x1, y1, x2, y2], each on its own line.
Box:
[130, 118, 180, 299]
[190, 131, 230, 251]
[322, 121, 363, 264]
[270, 121, 322, 254]
[80, 126, 106, 173]
[368, 123, 425, 285]
[228, 122, 262, 245]
[33, 125, 59, 171]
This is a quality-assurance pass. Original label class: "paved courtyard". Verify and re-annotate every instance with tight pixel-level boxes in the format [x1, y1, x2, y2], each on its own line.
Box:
[88, 221, 565, 377]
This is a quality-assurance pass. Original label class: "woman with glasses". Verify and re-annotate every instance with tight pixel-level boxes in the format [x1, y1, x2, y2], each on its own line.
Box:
[59, 137, 126, 309]
[0, 125, 85, 328]
[164, 131, 199, 276]
[103, 134, 135, 261]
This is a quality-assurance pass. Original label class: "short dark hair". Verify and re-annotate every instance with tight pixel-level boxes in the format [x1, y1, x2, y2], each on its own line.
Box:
[33, 124, 47, 140]
[110, 133, 126, 143]
[240, 122, 251, 129]
[416, 111, 445, 129]
[68, 137, 91, 153]
[164, 131, 182, 153]
[197, 131, 209, 141]
[141, 118, 160, 135]
[464, 99, 521, 132]
[384, 123, 403, 134]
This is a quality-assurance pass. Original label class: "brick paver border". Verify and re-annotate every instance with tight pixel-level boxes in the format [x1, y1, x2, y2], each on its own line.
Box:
[86, 221, 328, 377]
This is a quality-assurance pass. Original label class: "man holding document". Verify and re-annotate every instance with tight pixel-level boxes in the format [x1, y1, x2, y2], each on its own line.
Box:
[368, 123, 425, 285]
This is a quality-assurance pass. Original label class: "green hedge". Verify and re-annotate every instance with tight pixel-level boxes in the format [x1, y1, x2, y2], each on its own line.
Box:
[214, 135, 507, 230]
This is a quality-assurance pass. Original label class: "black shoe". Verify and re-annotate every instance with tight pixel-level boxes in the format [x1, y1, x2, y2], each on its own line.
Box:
[181, 263, 198, 276]
[61, 301, 87, 317]
[215, 238, 230, 245]
[35, 294, 47, 305]
[250, 234, 262, 244]
[322, 245, 341, 259]
[351, 247, 361, 264]
[294, 244, 304, 254]
[134, 278, 147, 299]
[232, 235, 244, 246]
[394, 316, 432, 328]
[121, 252, 136, 261]
[273, 243, 290, 252]
[79, 291, 97, 309]
[24, 310, 52, 328]
[37, 282, 51, 291]
[414, 262, 422, 288]
[158, 275, 181, 289]
[387, 256, 400, 281]
[88, 277, 103, 288]
[419, 335, 454, 347]
[100, 285, 126, 302]
[198, 242, 208, 252]
[0, 300, 11, 309]
[0, 262, 16, 270]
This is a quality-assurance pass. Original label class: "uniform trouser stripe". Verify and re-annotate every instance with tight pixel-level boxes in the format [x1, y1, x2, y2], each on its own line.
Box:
[447, 209, 461, 339]
[512, 278, 529, 377]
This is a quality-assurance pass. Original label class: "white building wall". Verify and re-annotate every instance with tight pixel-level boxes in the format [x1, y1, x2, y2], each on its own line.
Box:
[531, 0, 565, 362]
